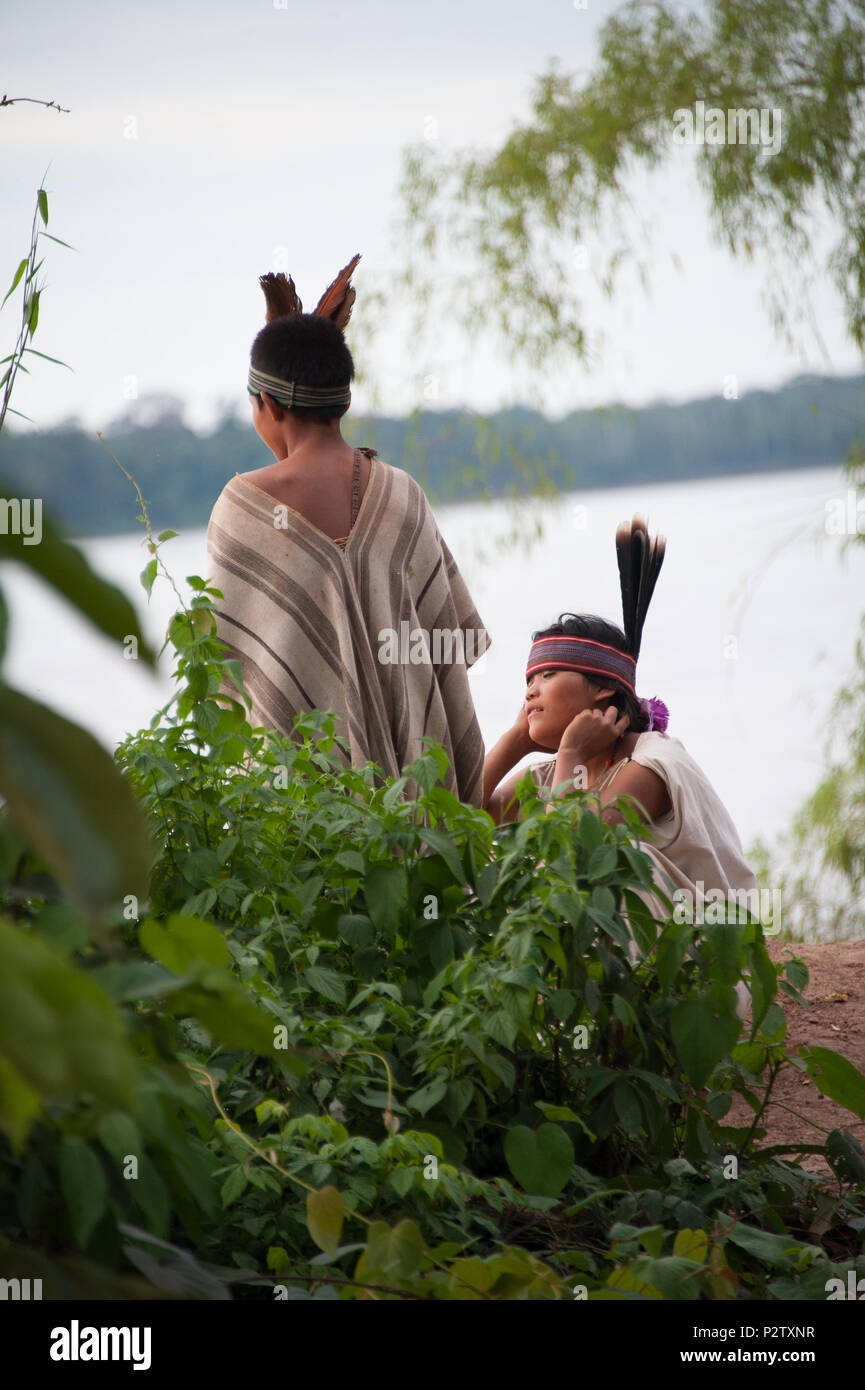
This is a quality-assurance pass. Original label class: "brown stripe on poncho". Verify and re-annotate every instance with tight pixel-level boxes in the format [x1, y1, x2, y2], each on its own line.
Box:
[206, 452, 490, 805]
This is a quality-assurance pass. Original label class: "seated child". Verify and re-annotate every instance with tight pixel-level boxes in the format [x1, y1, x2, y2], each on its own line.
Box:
[483, 517, 762, 1007]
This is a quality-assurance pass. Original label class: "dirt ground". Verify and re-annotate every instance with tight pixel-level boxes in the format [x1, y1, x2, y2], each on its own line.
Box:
[726, 939, 865, 1176]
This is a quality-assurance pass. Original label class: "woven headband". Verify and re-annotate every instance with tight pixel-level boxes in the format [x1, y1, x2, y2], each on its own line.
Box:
[248, 363, 351, 409]
[526, 636, 637, 696]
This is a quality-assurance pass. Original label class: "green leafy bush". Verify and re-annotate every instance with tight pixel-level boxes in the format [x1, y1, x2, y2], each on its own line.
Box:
[1, 553, 864, 1299]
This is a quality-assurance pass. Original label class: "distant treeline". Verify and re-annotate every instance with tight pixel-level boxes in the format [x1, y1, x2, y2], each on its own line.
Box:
[2, 372, 863, 537]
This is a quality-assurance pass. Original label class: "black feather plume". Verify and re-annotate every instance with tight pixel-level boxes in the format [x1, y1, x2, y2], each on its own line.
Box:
[615, 514, 666, 660]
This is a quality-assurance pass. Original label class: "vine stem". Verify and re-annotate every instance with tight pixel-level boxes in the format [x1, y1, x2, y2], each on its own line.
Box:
[186, 1062, 367, 1210]
[0, 190, 41, 433]
[97, 435, 189, 613]
[736, 1056, 783, 1159]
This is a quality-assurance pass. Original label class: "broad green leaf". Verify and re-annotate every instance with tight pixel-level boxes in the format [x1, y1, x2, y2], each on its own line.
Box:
[746, 941, 776, 1027]
[578, 810, 604, 851]
[444, 1078, 473, 1125]
[163, 981, 276, 1053]
[504, 1122, 574, 1198]
[656, 921, 691, 993]
[307, 1185, 344, 1254]
[60, 1138, 108, 1248]
[630, 1253, 703, 1301]
[221, 1167, 248, 1208]
[37, 189, 49, 226]
[483, 1007, 518, 1049]
[303, 966, 346, 1005]
[0, 505, 155, 667]
[673, 1228, 708, 1263]
[0, 686, 153, 920]
[612, 1083, 642, 1134]
[549, 988, 577, 1022]
[97, 1111, 142, 1163]
[798, 1046, 865, 1119]
[418, 826, 466, 883]
[724, 1223, 809, 1267]
[732, 1041, 767, 1076]
[364, 863, 407, 936]
[140, 557, 158, 596]
[31, 903, 89, 955]
[587, 844, 617, 881]
[364, 1218, 425, 1280]
[0, 918, 134, 1130]
[783, 959, 808, 993]
[0, 505, 155, 663]
[388, 1166, 415, 1197]
[0, 1052, 40, 1150]
[670, 998, 739, 1090]
[139, 915, 230, 973]
[426, 920, 453, 972]
[407, 1076, 448, 1116]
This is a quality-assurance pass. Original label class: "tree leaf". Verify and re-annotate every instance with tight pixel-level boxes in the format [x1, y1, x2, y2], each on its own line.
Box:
[303, 966, 346, 1005]
[0, 685, 153, 920]
[1, 258, 28, 309]
[364, 862, 407, 936]
[587, 844, 618, 881]
[504, 1123, 574, 1198]
[60, 1137, 108, 1248]
[361, 1218, 425, 1279]
[797, 1045, 865, 1119]
[307, 1186, 344, 1254]
[406, 1076, 447, 1116]
[140, 557, 158, 596]
[221, 1167, 248, 1209]
[0, 502, 155, 664]
[418, 826, 466, 883]
[0, 1052, 41, 1151]
[670, 998, 739, 1091]
[0, 918, 134, 1127]
[139, 915, 230, 973]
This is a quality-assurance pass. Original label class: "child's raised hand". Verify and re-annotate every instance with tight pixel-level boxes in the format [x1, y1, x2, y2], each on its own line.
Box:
[510, 702, 552, 755]
[560, 705, 629, 759]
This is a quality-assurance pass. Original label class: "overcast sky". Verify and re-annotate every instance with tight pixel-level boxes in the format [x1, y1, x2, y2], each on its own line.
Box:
[2, 0, 861, 434]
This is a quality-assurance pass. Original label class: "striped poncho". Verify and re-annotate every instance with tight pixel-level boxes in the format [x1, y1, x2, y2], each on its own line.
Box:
[205, 451, 490, 805]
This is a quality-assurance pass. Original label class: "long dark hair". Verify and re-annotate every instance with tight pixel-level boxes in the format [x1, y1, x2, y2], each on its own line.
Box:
[532, 515, 667, 734]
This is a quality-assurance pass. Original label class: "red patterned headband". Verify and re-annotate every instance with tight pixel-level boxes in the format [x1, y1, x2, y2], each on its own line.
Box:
[526, 635, 671, 732]
[526, 636, 637, 696]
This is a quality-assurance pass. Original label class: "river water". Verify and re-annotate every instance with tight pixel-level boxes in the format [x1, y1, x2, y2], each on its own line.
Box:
[5, 463, 864, 854]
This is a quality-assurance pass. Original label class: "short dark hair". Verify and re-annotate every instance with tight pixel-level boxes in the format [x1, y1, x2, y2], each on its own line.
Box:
[249, 313, 355, 423]
[530, 611, 649, 733]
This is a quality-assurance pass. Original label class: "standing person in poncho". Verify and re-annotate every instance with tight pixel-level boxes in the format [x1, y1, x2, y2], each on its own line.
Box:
[206, 254, 490, 804]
